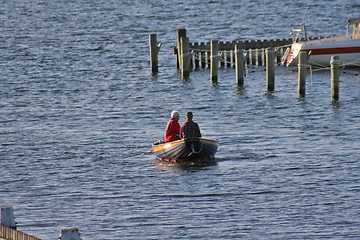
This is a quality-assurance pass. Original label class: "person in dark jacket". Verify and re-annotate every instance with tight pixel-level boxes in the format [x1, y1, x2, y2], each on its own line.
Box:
[180, 112, 201, 139]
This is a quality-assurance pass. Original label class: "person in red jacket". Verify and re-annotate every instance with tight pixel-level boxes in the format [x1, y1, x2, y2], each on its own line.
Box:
[164, 111, 181, 142]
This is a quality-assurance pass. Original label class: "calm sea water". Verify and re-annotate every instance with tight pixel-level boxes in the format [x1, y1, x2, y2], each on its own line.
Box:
[1, 0, 360, 239]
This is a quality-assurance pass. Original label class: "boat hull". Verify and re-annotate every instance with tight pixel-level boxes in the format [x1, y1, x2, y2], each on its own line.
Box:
[152, 138, 218, 163]
[286, 37, 360, 67]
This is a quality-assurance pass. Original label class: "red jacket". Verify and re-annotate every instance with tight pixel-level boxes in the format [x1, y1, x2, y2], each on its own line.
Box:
[164, 118, 180, 142]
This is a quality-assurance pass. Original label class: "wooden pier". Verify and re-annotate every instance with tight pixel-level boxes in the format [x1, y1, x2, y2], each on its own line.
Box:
[170, 28, 326, 90]
[0, 207, 40, 240]
[0, 206, 82, 240]
[172, 28, 323, 72]
[148, 29, 344, 101]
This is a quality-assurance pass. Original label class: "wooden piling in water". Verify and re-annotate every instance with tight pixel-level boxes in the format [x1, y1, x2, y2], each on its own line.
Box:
[210, 40, 219, 85]
[331, 55, 341, 101]
[266, 47, 275, 92]
[177, 28, 186, 70]
[180, 37, 190, 78]
[59, 228, 82, 240]
[235, 44, 244, 87]
[1, 206, 16, 229]
[298, 52, 307, 97]
[149, 34, 159, 74]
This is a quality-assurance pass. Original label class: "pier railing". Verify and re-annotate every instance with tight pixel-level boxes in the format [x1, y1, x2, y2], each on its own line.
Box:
[173, 29, 323, 68]
[0, 224, 40, 240]
[187, 39, 292, 68]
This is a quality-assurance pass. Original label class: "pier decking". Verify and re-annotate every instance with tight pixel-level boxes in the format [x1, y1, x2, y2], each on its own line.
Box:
[0, 224, 40, 240]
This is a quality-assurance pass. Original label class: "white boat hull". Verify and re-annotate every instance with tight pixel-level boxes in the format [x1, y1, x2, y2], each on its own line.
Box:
[286, 37, 360, 67]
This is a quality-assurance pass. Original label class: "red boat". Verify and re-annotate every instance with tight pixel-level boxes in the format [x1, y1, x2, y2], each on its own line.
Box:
[152, 138, 218, 163]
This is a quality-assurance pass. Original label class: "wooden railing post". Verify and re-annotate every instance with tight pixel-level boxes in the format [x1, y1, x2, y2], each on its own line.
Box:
[251, 49, 256, 65]
[226, 49, 231, 67]
[210, 40, 219, 85]
[200, 42, 206, 68]
[194, 42, 200, 69]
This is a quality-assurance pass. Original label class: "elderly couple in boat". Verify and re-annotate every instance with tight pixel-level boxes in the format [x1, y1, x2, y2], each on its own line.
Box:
[164, 110, 201, 143]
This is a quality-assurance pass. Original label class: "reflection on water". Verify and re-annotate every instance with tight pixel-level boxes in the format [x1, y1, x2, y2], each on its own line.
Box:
[152, 158, 217, 171]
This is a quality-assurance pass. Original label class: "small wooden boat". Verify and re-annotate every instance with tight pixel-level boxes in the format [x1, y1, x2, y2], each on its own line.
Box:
[152, 138, 218, 163]
[284, 18, 360, 67]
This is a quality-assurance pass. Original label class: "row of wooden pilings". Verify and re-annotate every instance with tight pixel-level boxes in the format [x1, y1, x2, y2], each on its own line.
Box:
[0, 206, 82, 240]
[171, 28, 295, 88]
[149, 28, 341, 101]
[149, 28, 297, 76]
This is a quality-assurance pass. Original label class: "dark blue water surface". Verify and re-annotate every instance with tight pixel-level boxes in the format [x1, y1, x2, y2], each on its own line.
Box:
[1, 0, 360, 239]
